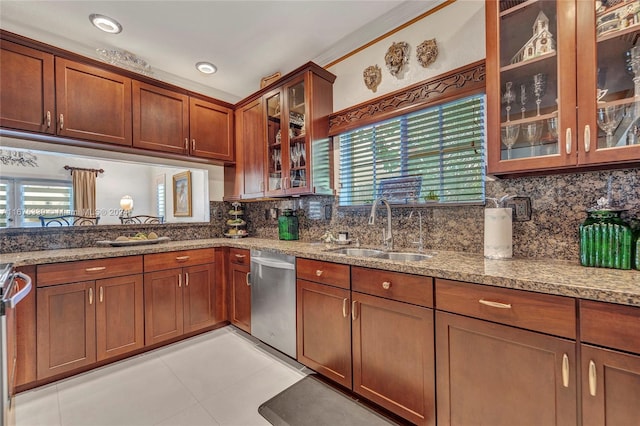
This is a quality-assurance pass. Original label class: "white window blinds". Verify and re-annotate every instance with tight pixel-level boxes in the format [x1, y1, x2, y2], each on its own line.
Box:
[339, 94, 485, 206]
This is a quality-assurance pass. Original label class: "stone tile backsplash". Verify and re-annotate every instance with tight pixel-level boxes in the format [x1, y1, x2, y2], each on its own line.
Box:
[1, 168, 638, 262]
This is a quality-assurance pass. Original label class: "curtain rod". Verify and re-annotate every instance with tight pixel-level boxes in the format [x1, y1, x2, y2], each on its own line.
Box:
[64, 165, 104, 176]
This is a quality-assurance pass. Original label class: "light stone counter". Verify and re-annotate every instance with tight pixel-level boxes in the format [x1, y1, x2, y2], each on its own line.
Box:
[2, 237, 639, 307]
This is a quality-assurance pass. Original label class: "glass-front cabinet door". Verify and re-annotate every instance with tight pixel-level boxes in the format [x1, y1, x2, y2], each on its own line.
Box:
[577, 0, 640, 164]
[487, 0, 577, 174]
[265, 90, 284, 194]
[285, 78, 309, 195]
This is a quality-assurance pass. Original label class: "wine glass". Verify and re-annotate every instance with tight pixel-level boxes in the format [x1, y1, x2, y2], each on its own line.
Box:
[532, 74, 547, 116]
[501, 124, 520, 160]
[597, 105, 624, 148]
[546, 117, 559, 155]
[300, 142, 306, 167]
[523, 121, 543, 157]
[520, 84, 528, 119]
[502, 82, 516, 122]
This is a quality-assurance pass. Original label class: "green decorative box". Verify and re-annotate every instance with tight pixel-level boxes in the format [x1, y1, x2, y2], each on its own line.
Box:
[579, 209, 632, 270]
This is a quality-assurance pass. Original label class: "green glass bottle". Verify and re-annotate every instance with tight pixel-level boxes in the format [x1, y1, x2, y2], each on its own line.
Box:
[278, 209, 299, 241]
[579, 209, 632, 270]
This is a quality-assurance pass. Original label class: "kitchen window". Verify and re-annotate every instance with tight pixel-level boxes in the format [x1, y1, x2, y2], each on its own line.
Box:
[0, 179, 73, 227]
[338, 94, 485, 207]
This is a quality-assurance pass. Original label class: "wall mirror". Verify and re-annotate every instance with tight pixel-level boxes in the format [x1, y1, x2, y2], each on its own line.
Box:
[0, 137, 215, 227]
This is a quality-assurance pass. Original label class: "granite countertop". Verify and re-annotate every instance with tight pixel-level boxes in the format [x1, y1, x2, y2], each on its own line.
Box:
[2, 237, 639, 307]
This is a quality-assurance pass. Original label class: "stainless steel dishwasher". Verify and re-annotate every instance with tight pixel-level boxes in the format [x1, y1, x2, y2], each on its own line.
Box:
[250, 249, 296, 358]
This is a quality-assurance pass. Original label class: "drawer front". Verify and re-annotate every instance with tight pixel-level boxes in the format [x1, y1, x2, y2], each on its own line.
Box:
[580, 300, 640, 354]
[37, 256, 143, 286]
[435, 279, 576, 339]
[144, 248, 214, 272]
[296, 258, 350, 289]
[229, 248, 250, 266]
[352, 266, 433, 307]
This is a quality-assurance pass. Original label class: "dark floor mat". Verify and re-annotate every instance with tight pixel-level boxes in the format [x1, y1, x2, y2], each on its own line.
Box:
[258, 375, 399, 426]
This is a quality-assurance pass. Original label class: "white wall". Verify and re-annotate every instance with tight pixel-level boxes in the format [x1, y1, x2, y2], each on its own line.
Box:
[328, 0, 486, 112]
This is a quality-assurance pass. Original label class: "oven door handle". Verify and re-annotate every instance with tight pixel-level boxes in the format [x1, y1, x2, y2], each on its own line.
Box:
[8, 272, 32, 308]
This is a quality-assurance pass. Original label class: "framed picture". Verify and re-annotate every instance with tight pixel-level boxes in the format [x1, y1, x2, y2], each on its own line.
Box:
[173, 171, 192, 217]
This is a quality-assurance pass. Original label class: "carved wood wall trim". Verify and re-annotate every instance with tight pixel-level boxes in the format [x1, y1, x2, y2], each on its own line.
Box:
[328, 60, 485, 136]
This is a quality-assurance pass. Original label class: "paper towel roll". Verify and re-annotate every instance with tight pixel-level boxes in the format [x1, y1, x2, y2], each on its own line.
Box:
[484, 208, 512, 259]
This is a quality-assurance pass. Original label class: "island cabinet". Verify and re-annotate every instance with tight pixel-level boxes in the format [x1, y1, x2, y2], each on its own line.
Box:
[296, 258, 351, 388]
[579, 300, 640, 426]
[435, 279, 577, 426]
[486, 0, 640, 176]
[55, 58, 132, 146]
[296, 259, 435, 426]
[0, 40, 55, 134]
[228, 248, 251, 333]
[36, 256, 144, 380]
[143, 248, 220, 346]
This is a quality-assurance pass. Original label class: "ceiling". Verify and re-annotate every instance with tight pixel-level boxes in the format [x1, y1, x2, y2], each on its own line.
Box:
[0, 1, 440, 103]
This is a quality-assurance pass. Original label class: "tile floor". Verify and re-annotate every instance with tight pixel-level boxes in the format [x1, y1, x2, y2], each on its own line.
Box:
[16, 326, 308, 426]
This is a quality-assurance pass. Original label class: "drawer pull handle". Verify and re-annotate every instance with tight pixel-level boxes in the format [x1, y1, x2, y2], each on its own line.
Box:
[235, 254, 246, 259]
[246, 272, 251, 286]
[176, 256, 190, 262]
[584, 125, 591, 153]
[99, 286, 103, 303]
[46, 111, 51, 128]
[565, 127, 572, 155]
[479, 299, 512, 309]
[88, 287, 93, 305]
[85, 266, 106, 273]
[342, 298, 348, 318]
[184, 138, 188, 150]
[351, 300, 358, 321]
[382, 281, 391, 290]
[316, 270, 323, 277]
[185, 272, 189, 287]
[192, 139, 196, 151]
[178, 274, 182, 288]
[59, 113, 64, 129]
[588, 360, 597, 396]
[562, 353, 570, 388]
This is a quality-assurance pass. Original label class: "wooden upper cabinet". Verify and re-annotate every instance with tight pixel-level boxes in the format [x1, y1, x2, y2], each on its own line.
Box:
[55, 58, 132, 146]
[189, 97, 234, 162]
[0, 40, 55, 134]
[486, 0, 640, 176]
[235, 98, 265, 199]
[132, 80, 189, 154]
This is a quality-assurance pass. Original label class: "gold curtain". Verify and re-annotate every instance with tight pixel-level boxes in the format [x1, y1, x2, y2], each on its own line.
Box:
[72, 169, 96, 216]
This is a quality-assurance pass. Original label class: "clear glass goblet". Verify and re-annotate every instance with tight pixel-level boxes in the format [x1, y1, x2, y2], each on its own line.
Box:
[523, 121, 543, 157]
[532, 74, 547, 116]
[502, 81, 516, 122]
[597, 105, 624, 148]
[501, 124, 520, 160]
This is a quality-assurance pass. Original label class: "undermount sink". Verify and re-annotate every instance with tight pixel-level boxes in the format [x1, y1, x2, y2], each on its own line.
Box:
[328, 248, 433, 262]
[329, 248, 386, 257]
[380, 252, 433, 261]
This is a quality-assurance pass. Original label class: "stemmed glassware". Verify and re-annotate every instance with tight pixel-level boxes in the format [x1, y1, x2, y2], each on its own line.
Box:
[597, 105, 625, 148]
[546, 117, 558, 155]
[502, 81, 516, 122]
[271, 149, 281, 170]
[501, 124, 520, 160]
[520, 84, 527, 119]
[300, 142, 306, 167]
[532, 73, 547, 116]
[523, 121, 543, 157]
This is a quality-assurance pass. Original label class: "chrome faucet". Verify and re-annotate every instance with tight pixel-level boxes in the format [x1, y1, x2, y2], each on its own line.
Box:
[409, 210, 424, 253]
[368, 197, 393, 250]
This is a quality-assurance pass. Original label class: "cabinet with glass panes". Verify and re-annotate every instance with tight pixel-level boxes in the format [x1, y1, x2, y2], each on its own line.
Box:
[263, 65, 335, 197]
[487, 0, 640, 175]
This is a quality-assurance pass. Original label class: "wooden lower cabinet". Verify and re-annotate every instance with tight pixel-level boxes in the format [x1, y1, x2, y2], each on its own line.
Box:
[15, 266, 36, 389]
[435, 311, 577, 426]
[581, 344, 640, 426]
[352, 291, 434, 426]
[144, 263, 217, 345]
[37, 281, 96, 379]
[296, 279, 351, 388]
[229, 249, 251, 333]
[36, 274, 145, 380]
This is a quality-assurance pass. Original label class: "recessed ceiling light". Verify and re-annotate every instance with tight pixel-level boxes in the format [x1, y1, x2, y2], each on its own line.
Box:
[196, 62, 217, 74]
[89, 14, 122, 34]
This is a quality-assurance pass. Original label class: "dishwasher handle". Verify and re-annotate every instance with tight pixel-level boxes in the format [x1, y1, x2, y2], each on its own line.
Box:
[8, 272, 32, 308]
[251, 257, 295, 270]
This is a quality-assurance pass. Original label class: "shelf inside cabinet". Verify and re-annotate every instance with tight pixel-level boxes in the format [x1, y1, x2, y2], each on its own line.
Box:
[500, 51, 556, 73]
[500, 110, 557, 127]
[499, 0, 537, 17]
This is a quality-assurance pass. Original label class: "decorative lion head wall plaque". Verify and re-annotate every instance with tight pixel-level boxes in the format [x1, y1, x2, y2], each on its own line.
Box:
[385, 41, 409, 77]
[417, 39, 438, 68]
[363, 65, 382, 92]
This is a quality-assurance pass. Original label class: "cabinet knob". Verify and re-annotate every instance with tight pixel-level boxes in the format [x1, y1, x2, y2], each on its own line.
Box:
[382, 281, 391, 290]
[316, 270, 323, 277]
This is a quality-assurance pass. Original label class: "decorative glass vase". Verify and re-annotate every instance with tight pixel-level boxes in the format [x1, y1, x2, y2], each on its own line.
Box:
[579, 209, 632, 270]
